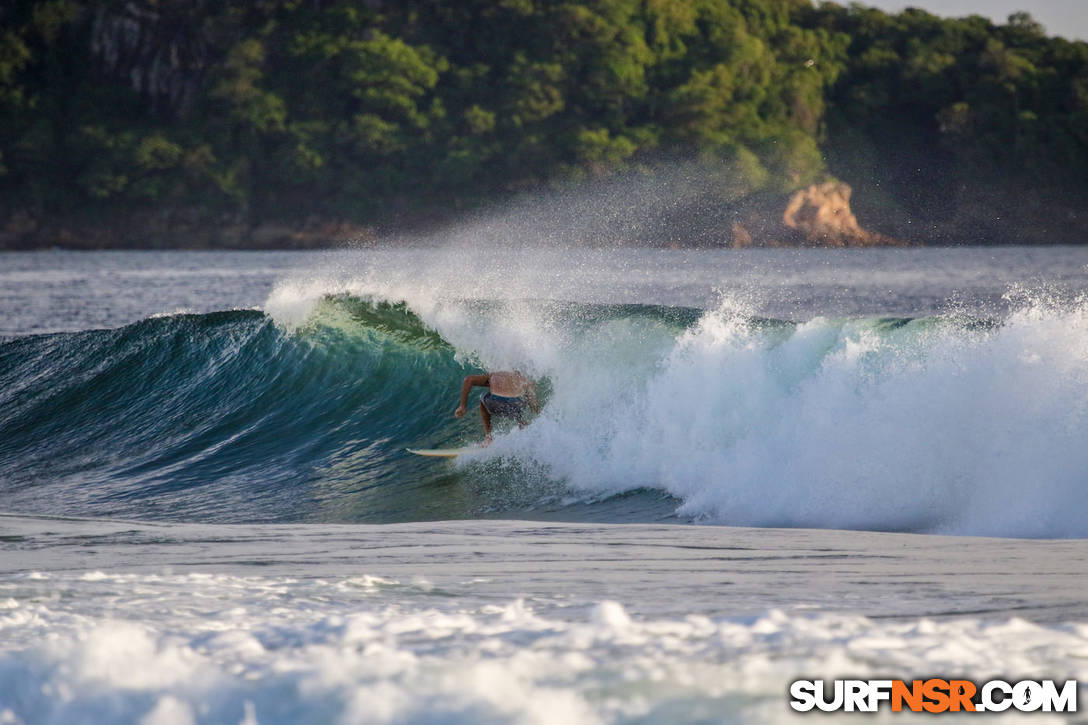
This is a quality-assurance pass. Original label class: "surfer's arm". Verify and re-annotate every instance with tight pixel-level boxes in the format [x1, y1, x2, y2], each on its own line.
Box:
[525, 381, 540, 414]
[454, 374, 490, 417]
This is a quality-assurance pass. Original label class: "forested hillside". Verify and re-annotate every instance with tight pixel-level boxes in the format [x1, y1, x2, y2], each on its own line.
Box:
[1, 0, 1086, 247]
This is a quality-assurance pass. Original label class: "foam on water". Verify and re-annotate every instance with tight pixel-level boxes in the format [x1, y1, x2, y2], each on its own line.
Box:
[1, 569, 1085, 725]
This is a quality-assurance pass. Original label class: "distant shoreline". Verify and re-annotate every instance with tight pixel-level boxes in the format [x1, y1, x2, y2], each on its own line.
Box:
[5, 180, 1084, 250]
[1, 229, 1081, 251]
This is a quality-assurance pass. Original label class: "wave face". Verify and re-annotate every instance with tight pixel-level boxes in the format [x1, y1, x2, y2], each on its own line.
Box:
[2, 289, 1087, 537]
[0, 299, 480, 523]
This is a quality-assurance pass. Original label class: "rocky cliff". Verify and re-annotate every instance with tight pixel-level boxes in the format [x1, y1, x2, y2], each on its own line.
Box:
[725, 181, 902, 248]
[780, 182, 898, 247]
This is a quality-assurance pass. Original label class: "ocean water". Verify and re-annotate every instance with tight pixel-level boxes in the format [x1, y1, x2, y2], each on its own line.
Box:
[2, 246, 1088, 723]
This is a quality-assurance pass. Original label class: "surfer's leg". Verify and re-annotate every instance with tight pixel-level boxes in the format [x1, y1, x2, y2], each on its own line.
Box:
[479, 401, 492, 443]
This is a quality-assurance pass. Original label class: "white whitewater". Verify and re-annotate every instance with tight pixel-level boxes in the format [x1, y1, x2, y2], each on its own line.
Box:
[1, 514, 1086, 724]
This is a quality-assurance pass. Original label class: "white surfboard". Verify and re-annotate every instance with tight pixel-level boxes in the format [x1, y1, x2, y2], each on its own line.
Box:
[406, 447, 474, 458]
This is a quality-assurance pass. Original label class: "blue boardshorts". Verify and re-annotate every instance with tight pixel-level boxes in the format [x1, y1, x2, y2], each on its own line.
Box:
[481, 392, 529, 424]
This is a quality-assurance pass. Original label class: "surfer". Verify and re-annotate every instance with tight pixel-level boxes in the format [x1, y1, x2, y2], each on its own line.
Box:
[453, 371, 539, 445]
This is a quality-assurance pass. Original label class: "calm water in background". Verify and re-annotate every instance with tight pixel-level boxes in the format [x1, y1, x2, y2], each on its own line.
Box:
[4, 246, 1088, 336]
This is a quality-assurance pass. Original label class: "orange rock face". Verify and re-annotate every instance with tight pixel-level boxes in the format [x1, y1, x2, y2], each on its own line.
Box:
[782, 182, 895, 246]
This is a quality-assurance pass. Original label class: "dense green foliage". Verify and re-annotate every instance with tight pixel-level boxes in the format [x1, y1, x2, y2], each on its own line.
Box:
[0, 0, 1085, 241]
[807, 5, 1088, 240]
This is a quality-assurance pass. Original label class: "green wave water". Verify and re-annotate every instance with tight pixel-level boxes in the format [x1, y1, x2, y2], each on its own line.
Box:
[0, 297, 692, 523]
